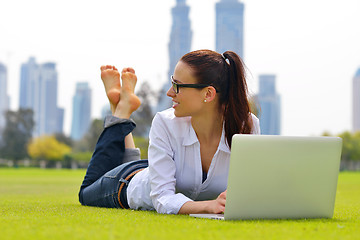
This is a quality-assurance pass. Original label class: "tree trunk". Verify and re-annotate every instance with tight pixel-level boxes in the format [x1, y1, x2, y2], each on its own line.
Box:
[23, 159, 30, 167]
[341, 160, 360, 171]
[40, 160, 47, 169]
[71, 161, 78, 169]
[7, 160, 14, 167]
[55, 161, 62, 169]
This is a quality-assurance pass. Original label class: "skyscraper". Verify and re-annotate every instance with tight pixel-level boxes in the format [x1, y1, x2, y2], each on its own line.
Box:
[258, 74, 281, 135]
[0, 62, 10, 134]
[216, 0, 245, 59]
[353, 68, 360, 132]
[19, 57, 38, 109]
[71, 82, 92, 140]
[19, 57, 64, 136]
[157, 0, 192, 112]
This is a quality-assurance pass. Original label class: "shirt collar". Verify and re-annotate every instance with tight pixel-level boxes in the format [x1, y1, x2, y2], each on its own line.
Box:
[182, 122, 231, 154]
[182, 123, 199, 146]
[218, 127, 231, 154]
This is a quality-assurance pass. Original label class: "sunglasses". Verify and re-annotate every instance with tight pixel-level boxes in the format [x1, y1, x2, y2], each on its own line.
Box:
[171, 76, 219, 94]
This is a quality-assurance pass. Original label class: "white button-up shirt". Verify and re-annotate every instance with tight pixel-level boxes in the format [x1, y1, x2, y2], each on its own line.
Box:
[127, 108, 260, 214]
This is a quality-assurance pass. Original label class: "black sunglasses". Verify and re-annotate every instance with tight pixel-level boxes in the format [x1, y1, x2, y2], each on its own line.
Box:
[171, 76, 219, 94]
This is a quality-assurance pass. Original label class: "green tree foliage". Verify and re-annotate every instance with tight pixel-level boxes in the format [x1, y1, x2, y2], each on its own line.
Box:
[28, 135, 71, 161]
[133, 136, 149, 159]
[67, 151, 93, 163]
[0, 109, 34, 161]
[73, 119, 103, 153]
[324, 131, 360, 162]
[337, 131, 360, 161]
[54, 132, 73, 147]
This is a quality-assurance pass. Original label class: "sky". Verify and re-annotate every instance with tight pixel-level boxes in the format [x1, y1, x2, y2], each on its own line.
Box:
[0, 0, 360, 137]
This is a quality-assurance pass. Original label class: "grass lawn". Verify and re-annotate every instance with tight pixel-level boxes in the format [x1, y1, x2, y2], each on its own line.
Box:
[0, 169, 359, 240]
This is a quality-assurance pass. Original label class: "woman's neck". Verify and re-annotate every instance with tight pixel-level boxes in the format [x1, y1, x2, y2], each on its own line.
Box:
[191, 108, 224, 144]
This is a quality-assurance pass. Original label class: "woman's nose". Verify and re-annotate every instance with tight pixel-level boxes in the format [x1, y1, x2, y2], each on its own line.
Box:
[167, 86, 176, 97]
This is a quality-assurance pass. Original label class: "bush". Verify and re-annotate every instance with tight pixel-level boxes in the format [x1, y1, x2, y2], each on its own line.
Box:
[134, 136, 149, 159]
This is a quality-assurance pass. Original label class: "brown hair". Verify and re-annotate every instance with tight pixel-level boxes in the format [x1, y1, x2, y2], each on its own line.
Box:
[180, 49, 253, 148]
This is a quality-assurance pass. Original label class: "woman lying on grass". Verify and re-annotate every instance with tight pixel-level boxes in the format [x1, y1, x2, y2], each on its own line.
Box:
[79, 49, 260, 214]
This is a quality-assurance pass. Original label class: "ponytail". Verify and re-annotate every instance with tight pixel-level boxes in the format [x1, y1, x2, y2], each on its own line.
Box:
[222, 51, 252, 148]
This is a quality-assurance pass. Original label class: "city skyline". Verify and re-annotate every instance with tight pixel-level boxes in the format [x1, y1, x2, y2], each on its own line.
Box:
[0, 63, 9, 134]
[216, 0, 244, 58]
[258, 74, 281, 135]
[157, 0, 193, 112]
[1, 0, 360, 136]
[19, 58, 64, 136]
[71, 82, 92, 140]
[353, 68, 360, 132]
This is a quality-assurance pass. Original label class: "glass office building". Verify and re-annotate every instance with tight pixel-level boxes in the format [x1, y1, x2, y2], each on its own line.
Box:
[353, 68, 360, 132]
[157, 0, 192, 112]
[258, 75, 281, 135]
[71, 82, 92, 140]
[19, 58, 64, 136]
[216, 0, 244, 59]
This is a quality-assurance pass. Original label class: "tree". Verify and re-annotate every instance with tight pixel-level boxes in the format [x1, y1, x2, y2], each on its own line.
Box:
[338, 131, 360, 161]
[133, 136, 149, 159]
[67, 151, 93, 163]
[73, 119, 103, 153]
[28, 135, 71, 162]
[54, 132, 73, 147]
[0, 109, 34, 164]
[132, 81, 155, 137]
[65, 151, 93, 168]
[324, 131, 360, 162]
[353, 132, 360, 161]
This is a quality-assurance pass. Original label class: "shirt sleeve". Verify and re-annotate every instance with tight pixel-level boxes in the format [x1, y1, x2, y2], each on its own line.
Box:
[148, 113, 193, 214]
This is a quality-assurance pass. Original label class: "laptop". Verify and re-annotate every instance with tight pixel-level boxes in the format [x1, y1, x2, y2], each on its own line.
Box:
[190, 135, 342, 220]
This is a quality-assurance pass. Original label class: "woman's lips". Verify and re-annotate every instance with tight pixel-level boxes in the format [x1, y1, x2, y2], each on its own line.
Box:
[172, 101, 179, 108]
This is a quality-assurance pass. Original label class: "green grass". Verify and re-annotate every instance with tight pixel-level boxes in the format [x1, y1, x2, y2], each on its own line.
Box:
[0, 169, 359, 240]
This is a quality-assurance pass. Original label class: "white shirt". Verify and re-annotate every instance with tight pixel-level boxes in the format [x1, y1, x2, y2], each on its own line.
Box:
[127, 108, 260, 214]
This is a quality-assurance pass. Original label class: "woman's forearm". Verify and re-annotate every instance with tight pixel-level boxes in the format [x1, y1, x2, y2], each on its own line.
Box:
[178, 200, 214, 214]
[178, 191, 226, 215]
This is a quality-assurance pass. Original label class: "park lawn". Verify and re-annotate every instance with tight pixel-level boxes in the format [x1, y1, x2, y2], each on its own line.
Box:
[0, 169, 359, 240]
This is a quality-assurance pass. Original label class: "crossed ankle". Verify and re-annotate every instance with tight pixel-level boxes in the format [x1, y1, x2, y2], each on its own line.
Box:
[104, 115, 135, 129]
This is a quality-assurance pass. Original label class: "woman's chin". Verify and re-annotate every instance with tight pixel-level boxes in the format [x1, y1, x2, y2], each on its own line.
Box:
[173, 111, 181, 117]
[174, 110, 191, 118]
[173, 109, 184, 117]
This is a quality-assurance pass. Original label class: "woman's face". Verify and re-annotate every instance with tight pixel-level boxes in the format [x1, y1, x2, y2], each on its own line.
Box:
[167, 61, 206, 118]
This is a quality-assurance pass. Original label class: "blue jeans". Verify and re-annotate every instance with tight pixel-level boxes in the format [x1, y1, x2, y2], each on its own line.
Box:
[78, 121, 148, 208]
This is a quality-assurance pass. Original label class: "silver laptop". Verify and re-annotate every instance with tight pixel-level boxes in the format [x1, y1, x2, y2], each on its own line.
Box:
[190, 135, 342, 220]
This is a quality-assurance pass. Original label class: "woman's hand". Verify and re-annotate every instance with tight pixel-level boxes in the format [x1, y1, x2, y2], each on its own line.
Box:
[178, 190, 227, 214]
[209, 190, 227, 214]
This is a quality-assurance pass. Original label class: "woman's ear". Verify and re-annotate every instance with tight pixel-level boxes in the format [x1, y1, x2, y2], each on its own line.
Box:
[204, 86, 217, 103]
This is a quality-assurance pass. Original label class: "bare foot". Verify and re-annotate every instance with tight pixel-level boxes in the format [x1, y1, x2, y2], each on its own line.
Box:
[113, 68, 141, 119]
[100, 65, 121, 113]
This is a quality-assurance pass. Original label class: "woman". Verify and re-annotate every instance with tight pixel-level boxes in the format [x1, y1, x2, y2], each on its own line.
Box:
[79, 49, 260, 214]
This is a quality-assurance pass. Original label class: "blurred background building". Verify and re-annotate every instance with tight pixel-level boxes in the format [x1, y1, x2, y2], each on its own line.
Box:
[156, 0, 192, 112]
[216, 0, 245, 59]
[353, 68, 360, 132]
[258, 74, 281, 135]
[101, 104, 112, 119]
[0, 62, 10, 136]
[71, 82, 92, 140]
[19, 57, 64, 136]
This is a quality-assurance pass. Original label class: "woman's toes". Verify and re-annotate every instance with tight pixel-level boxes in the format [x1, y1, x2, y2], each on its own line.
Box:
[121, 72, 137, 92]
[122, 67, 135, 74]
